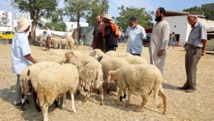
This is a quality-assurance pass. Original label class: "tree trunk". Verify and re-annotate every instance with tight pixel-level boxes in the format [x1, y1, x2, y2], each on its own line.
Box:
[31, 20, 37, 44]
[77, 11, 80, 43]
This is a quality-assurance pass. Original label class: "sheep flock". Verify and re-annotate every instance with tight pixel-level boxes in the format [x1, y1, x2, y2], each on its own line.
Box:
[19, 49, 167, 121]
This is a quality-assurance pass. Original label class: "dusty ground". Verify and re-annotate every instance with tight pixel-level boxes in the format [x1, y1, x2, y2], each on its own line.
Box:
[0, 43, 214, 121]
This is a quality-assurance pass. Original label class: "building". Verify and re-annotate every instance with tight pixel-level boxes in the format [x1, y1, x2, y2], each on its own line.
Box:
[164, 11, 214, 46]
[0, 10, 12, 31]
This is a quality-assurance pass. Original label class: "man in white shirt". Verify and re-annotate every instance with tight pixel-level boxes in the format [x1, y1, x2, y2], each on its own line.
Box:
[125, 16, 146, 56]
[45, 26, 51, 50]
[11, 17, 37, 106]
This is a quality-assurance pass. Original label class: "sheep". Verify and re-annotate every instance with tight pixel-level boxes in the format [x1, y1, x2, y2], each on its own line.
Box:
[100, 57, 129, 93]
[90, 49, 147, 64]
[20, 62, 61, 111]
[66, 35, 74, 50]
[108, 64, 167, 114]
[51, 37, 61, 49]
[62, 51, 96, 69]
[122, 55, 147, 64]
[79, 60, 104, 105]
[59, 39, 68, 49]
[35, 64, 79, 121]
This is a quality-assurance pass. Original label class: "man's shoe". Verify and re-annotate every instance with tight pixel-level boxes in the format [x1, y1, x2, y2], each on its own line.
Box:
[14, 102, 22, 106]
[185, 88, 196, 93]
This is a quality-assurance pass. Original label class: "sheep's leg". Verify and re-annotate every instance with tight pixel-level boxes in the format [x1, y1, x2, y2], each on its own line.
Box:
[135, 95, 147, 112]
[82, 86, 93, 102]
[135, 96, 147, 112]
[158, 90, 167, 115]
[20, 94, 27, 111]
[70, 93, 76, 113]
[33, 90, 41, 112]
[117, 88, 122, 105]
[42, 103, 49, 121]
[62, 94, 66, 109]
[99, 85, 104, 105]
[125, 89, 132, 107]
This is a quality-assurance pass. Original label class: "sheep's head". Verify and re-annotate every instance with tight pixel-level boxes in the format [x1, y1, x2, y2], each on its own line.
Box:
[63, 51, 75, 63]
[89, 49, 104, 60]
[108, 71, 118, 82]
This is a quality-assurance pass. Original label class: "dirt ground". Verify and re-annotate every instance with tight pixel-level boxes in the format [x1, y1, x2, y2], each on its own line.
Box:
[0, 43, 214, 121]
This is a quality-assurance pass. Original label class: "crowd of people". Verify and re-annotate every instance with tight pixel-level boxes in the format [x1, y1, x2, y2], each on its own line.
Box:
[11, 6, 207, 106]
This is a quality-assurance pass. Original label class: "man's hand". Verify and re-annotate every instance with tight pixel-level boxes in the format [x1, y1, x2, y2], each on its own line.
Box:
[157, 50, 165, 57]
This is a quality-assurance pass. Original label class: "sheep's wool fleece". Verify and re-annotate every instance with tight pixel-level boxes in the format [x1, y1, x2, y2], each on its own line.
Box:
[115, 64, 162, 93]
[36, 64, 79, 105]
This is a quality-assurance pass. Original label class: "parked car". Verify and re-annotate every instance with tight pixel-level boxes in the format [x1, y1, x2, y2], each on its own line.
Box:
[0, 31, 15, 39]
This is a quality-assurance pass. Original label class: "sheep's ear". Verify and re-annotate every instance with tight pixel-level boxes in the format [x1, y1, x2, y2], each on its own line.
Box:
[98, 56, 103, 62]
[27, 69, 30, 76]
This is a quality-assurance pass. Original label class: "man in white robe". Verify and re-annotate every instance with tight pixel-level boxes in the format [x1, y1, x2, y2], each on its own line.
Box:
[149, 7, 170, 76]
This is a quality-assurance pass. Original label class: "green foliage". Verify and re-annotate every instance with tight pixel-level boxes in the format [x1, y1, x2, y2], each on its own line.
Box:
[64, 0, 92, 41]
[64, 0, 91, 21]
[115, 6, 153, 32]
[183, 6, 212, 20]
[11, 0, 58, 40]
[15, 0, 58, 20]
[85, 0, 108, 26]
[45, 21, 67, 32]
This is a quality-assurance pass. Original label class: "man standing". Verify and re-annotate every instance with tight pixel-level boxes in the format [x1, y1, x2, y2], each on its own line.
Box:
[45, 26, 51, 51]
[11, 17, 37, 106]
[125, 16, 146, 56]
[72, 29, 79, 48]
[179, 14, 207, 93]
[149, 7, 170, 76]
[102, 14, 119, 52]
[91, 15, 105, 51]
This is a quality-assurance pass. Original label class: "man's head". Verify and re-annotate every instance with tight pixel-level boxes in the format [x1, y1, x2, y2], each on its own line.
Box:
[103, 14, 112, 24]
[96, 15, 102, 24]
[155, 7, 166, 22]
[129, 16, 138, 28]
[187, 13, 198, 26]
[46, 26, 49, 30]
[17, 17, 32, 32]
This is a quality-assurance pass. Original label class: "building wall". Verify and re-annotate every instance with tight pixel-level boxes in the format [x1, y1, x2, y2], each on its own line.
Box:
[0, 10, 12, 30]
[165, 15, 188, 45]
[166, 15, 214, 46]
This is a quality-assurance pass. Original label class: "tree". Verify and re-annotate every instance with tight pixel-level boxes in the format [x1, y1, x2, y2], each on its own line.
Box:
[64, 0, 91, 41]
[183, 6, 212, 20]
[85, 0, 108, 26]
[115, 6, 153, 32]
[12, 0, 58, 41]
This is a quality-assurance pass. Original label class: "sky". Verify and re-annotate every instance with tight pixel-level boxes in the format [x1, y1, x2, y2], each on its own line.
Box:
[0, 0, 213, 22]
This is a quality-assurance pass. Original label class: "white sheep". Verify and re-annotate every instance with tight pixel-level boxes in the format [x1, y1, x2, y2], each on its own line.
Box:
[100, 57, 129, 93]
[66, 35, 74, 50]
[35, 64, 79, 121]
[20, 62, 61, 111]
[59, 39, 68, 49]
[108, 64, 167, 114]
[62, 51, 96, 70]
[79, 60, 104, 105]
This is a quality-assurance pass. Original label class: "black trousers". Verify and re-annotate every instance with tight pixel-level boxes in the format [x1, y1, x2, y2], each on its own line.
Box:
[106, 46, 117, 52]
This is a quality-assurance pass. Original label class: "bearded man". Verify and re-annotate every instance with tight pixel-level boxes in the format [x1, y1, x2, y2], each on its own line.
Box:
[149, 7, 170, 76]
